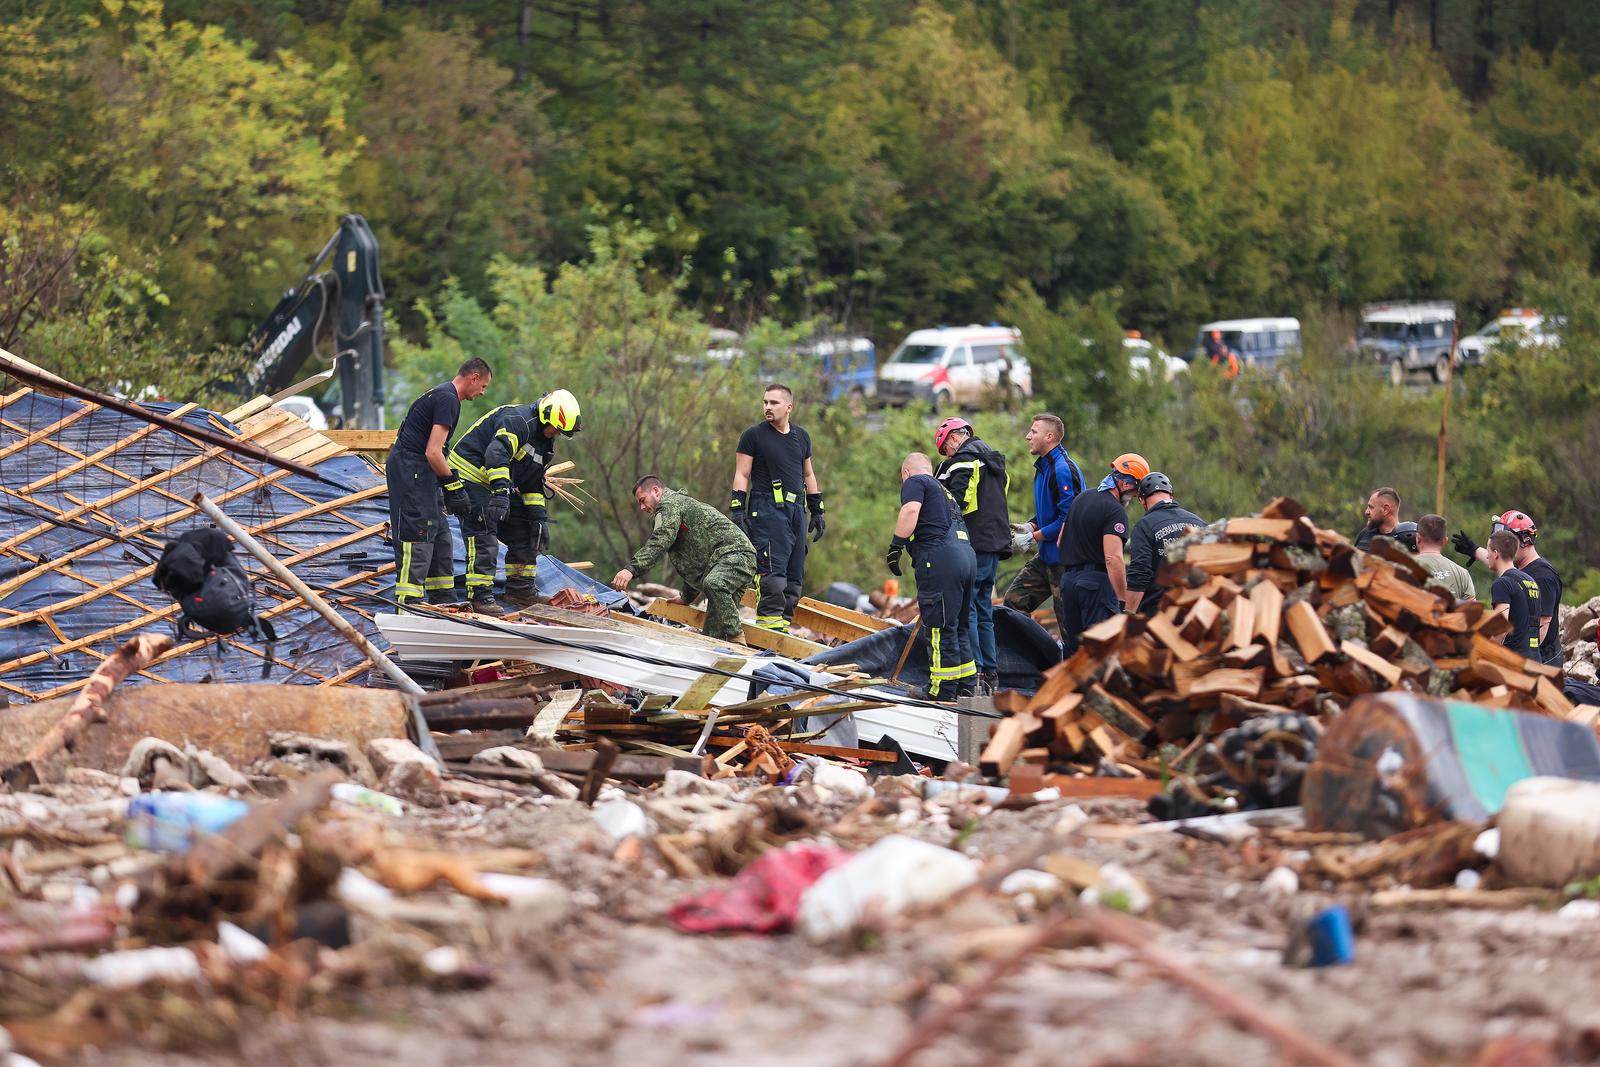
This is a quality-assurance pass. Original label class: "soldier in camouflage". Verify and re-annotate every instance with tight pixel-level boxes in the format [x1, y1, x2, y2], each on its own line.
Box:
[610, 476, 757, 640]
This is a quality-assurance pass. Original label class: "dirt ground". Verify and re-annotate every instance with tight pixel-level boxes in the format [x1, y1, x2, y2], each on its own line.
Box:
[57, 791, 1600, 1067]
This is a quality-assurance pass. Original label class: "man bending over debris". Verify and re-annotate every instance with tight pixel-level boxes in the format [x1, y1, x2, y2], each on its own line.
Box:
[448, 389, 582, 614]
[612, 477, 757, 641]
[886, 452, 977, 700]
[387, 357, 492, 612]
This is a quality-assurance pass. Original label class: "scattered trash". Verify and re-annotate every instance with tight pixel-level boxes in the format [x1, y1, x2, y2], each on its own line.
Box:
[330, 781, 404, 817]
[1261, 866, 1300, 897]
[124, 792, 250, 854]
[1302, 905, 1356, 967]
[671, 842, 852, 934]
[797, 834, 978, 941]
[593, 796, 653, 842]
[81, 946, 202, 989]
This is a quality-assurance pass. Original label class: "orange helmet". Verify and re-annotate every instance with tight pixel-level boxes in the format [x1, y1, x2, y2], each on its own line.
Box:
[1110, 453, 1150, 482]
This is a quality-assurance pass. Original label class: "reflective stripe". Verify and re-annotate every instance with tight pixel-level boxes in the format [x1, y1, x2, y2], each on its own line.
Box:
[928, 629, 944, 695]
[522, 492, 546, 507]
[956, 529, 969, 540]
[938, 459, 982, 515]
[396, 542, 423, 599]
[505, 563, 538, 578]
[449, 451, 492, 486]
[423, 575, 455, 590]
[771, 480, 786, 505]
[485, 466, 510, 482]
[754, 615, 790, 632]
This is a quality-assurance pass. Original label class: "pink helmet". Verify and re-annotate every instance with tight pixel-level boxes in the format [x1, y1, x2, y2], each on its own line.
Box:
[934, 417, 972, 453]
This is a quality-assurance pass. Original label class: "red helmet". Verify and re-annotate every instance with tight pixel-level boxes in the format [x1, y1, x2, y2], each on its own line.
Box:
[1492, 509, 1537, 542]
[934, 417, 972, 453]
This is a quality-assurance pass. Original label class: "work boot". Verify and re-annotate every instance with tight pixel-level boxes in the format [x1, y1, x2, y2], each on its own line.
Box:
[502, 587, 542, 609]
[470, 595, 507, 617]
[977, 671, 999, 695]
[951, 680, 978, 700]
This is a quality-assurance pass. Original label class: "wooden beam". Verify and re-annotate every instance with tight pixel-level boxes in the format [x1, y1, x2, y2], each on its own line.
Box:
[646, 598, 826, 658]
[1286, 601, 1337, 664]
[323, 429, 397, 452]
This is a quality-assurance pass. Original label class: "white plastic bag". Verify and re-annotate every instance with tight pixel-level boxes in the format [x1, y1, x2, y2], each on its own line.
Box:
[797, 834, 978, 941]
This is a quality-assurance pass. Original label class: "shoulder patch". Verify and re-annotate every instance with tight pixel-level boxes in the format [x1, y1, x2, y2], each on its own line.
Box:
[1114, 522, 1127, 535]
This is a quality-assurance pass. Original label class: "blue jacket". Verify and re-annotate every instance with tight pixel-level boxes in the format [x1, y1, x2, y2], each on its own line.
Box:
[1031, 445, 1084, 565]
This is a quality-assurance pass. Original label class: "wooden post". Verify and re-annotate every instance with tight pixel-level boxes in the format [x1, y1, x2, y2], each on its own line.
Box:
[1437, 320, 1457, 515]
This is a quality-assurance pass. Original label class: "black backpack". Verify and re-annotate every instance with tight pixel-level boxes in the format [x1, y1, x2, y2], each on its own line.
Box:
[154, 527, 277, 666]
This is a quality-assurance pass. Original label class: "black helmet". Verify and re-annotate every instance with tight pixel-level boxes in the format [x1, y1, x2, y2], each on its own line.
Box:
[1137, 471, 1173, 498]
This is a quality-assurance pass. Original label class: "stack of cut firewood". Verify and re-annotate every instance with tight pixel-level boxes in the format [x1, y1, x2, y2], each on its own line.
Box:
[982, 497, 1586, 780]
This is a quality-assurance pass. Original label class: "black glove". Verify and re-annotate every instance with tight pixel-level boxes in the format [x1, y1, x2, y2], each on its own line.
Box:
[729, 489, 749, 532]
[442, 478, 474, 518]
[885, 535, 908, 577]
[1451, 530, 1479, 565]
[486, 488, 511, 525]
[807, 492, 826, 542]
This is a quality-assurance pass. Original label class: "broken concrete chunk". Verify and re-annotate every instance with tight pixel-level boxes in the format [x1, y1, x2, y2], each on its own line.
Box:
[367, 737, 440, 779]
[472, 746, 581, 799]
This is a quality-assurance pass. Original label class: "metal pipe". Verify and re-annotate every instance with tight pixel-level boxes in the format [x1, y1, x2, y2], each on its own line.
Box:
[191, 492, 440, 760]
[0, 348, 336, 486]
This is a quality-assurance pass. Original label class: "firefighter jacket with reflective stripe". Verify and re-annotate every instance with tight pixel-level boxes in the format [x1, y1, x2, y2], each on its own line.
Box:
[448, 403, 554, 508]
[935, 435, 1012, 556]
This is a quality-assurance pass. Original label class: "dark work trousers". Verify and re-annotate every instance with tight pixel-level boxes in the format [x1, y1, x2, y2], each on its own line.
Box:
[968, 551, 1001, 675]
[458, 481, 500, 599]
[1059, 567, 1121, 656]
[1002, 555, 1067, 640]
[385, 450, 460, 610]
[913, 533, 978, 697]
[748, 495, 806, 631]
[499, 502, 541, 599]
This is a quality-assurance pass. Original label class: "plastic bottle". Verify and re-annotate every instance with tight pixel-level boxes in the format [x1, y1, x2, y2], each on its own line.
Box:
[124, 792, 251, 854]
[330, 782, 404, 817]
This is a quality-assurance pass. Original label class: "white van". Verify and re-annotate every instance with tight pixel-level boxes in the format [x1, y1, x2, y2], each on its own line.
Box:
[1191, 317, 1302, 370]
[1456, 307, 1563, 366]
[877, 325, 1031, 410]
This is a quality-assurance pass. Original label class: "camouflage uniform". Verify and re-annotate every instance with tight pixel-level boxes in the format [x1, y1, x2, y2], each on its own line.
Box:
[628, 488, 756, 640]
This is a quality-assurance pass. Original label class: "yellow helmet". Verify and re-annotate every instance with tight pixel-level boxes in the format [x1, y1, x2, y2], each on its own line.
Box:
[537, 389, 581, 435]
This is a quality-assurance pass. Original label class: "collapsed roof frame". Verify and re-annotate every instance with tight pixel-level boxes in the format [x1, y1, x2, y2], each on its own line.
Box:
[0, 357, 396, 703]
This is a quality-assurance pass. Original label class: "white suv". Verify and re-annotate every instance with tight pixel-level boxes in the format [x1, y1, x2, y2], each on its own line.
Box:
[1456, 308, 1562, 366]
[877, 325, 1031, 411]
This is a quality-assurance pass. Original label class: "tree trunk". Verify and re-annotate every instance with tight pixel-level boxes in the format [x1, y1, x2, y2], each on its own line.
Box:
[515, 0, 532, 86]
[1473, 0, 1495, 98]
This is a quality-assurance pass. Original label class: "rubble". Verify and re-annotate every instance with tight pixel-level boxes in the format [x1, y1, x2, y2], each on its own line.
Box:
[981, 498, 1598, 814]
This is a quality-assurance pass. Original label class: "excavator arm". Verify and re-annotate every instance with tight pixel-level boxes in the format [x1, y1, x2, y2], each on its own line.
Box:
[235, 214, 386, 429]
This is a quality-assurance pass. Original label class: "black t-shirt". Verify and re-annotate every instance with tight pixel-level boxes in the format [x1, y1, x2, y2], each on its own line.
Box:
[1491, 567, 1542, 660]
[901, 473, 959, 545]
[737, 422, 811, 503]
[1060, 489, 1130, 570]
[395, 382, 462, 456]
[1521, 556, 1563, 666]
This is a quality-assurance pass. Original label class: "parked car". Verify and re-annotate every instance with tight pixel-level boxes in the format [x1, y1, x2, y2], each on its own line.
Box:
[275, 395, 329, 431]
[1188, 317, 1302, 371]
[877, 325, 1031, 411]
[1456, 308, 1563, 366]
[1359, 302, 1456, 384]
[797, 336, 876, 403]
[1123, 332, 1188, 379]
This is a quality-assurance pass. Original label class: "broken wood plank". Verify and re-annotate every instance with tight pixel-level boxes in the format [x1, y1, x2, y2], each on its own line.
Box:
[1145, 614, 1201, 662]
[671, 656, 750, 711]
[1339, 640, 1402, 687]
[1251, 579, 1284, 646]
[1079, 613, 1130, 657]
[526, 689, 583, 744]
[1183, 541, 1257, 574]
[1188, 668, 1266, 702]
[980, 715, 1037, 777]
[646, 599, 826, 657]
[1084, 685, 1154, 739]
[1285, 600, 1337, 664]
[1180, 597, 1220, 644]
[1227, 596, 1256, 650]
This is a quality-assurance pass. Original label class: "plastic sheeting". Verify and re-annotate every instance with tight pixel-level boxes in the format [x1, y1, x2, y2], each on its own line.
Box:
[803, 605, 1061, 694]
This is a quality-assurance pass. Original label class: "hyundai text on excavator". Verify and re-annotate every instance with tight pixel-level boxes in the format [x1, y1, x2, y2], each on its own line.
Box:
[232, 214, 387, 429]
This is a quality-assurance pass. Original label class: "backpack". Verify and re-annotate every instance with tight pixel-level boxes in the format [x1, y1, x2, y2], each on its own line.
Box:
[154, 527, 277, 670]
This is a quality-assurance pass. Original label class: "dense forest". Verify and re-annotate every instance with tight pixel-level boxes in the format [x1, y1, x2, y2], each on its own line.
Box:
[5, 0, 1600, 596]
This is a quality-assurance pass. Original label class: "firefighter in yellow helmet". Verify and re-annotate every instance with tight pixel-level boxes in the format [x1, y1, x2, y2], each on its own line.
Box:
[1054, 453, 1148, 654]
[447, 389, 581, 613]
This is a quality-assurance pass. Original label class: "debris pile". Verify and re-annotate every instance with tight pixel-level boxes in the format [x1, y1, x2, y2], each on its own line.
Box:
[1563, 594, 1600, 685]
[982, 498, 1595, 806]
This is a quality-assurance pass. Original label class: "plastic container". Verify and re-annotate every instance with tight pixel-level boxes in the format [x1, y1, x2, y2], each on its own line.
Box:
[125, 792, 250, 854]
[1306, 905, 1355, 966]
[330, 782, 404, 817]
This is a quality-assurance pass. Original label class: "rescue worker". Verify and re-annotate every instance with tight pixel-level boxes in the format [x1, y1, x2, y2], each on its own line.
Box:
[447, 389, 582, 614]
[1452, 510, 1562, 666]
[886, 453, 976, 700]
[1203, 330, 1240, 378]
[1057, 454, 1146, 654]
[385, 358, 492, 612]
[1125, 471, 1207, 615]
[1484, 530, 1542, 659]
[934, 417, 1010, 694]
[1001, 413, 1083, 641]
[1354, 486, 1417, 552]
[612, 477, 756, 641]
[1413, 515, 1475, 604]
[729, 383, 825, 633]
